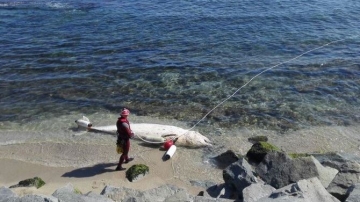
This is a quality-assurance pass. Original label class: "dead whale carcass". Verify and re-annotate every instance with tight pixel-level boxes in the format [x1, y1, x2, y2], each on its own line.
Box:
[75, 116, 212, 148]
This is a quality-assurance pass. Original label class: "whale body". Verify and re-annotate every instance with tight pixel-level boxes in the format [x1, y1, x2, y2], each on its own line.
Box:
[75, 116, 212, 148]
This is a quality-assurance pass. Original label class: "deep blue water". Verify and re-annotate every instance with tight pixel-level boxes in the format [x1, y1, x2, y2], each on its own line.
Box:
[0, 0, 359, 133]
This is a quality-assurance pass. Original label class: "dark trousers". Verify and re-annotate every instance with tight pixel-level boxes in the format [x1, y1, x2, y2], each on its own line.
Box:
[118, 139, 130, 167]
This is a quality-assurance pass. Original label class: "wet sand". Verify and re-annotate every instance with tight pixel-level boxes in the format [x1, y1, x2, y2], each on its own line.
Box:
[0, 142, 221, 197]
[1, 125, 360, 197]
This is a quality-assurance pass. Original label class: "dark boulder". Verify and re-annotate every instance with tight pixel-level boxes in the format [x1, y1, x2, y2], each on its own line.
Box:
[246, 142, 280, 164]
[223, 158, 259, 199]
[255, 151, 319, 189]
[211, 150, 240, 169]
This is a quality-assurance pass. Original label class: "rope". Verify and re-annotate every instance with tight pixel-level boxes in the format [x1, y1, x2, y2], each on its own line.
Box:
[122, 36, 357, 144]
[175, 36, 357, 139]
[135, 36, 357, 143]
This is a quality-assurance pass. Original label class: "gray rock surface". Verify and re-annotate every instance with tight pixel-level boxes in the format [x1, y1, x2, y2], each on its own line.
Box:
[313, 152, 360, 169]
[346, 183, 360, 202]
[101, 184, 190, 202]
[310, 156, 338, 188]
[255, 151, 318, 189]
[211, 150, 240, 169]
[52, 183, 112, 202]
[0, 187, 17, 201]
[100, 185, 139, 201]
[326, 161, 360, 201]
[223, 157, 258, 196]
[206, 183, 235, 199]
[3, 195, 58, 202]
[242, 183, 276, 202]
[191, 196, 237, 202]
[257, 177, 340, 202]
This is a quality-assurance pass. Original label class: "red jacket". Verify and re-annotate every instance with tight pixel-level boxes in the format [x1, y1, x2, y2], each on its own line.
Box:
[116, 117, 133, 139]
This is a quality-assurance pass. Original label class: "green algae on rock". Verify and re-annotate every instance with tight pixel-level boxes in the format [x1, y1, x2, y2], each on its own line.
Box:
[9, 177, 46, 189]
[246, 141, 280, 164]
[126, 164, 149, 182]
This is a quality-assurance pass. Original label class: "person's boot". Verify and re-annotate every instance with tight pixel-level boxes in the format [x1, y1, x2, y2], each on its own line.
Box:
[124, 157, 134, 164]
[115, 165, 126, 171]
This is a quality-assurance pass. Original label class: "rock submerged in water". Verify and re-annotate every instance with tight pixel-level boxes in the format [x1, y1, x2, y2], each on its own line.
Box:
[9, 177, 45, 189]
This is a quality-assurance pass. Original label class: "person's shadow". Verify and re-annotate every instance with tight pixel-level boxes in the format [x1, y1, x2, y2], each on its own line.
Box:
[62, 163, 117, 178]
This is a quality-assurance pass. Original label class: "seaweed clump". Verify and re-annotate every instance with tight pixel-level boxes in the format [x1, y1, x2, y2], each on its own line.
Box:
[126, 164, 149, 182]
[9, 177, 46, 189]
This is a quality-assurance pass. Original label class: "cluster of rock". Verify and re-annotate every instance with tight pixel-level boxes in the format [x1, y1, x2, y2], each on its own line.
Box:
[206, 137, 360, 202]
[2, 136, 360, 202]
[1, 183, 235, 202]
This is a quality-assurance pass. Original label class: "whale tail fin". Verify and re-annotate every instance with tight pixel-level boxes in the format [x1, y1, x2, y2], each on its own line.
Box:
[75, 116, 93, 128]
[82, 116, 90, 122]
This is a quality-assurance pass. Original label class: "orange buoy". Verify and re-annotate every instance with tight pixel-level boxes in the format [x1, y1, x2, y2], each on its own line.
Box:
[163, 140, 173, 150]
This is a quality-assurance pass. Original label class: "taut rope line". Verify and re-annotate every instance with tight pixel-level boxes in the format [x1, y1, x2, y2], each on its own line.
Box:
[174, 37, 353, 140]
[132, 36, 356, 144]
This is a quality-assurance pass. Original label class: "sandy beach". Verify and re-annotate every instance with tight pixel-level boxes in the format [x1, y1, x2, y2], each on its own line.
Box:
[1, 125, 360, 198]
[0, 157, 206, 197]
[0, 142, 219, 197]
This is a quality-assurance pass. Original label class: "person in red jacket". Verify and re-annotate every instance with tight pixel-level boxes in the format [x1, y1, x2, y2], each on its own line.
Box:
[115, 108, 134, 171]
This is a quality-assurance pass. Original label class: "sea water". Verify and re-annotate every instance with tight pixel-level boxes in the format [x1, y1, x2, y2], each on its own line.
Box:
[0, 0, 359, 177]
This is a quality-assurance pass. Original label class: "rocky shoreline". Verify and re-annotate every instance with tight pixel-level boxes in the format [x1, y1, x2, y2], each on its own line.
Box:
[2, 137, 360, 202]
